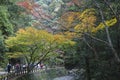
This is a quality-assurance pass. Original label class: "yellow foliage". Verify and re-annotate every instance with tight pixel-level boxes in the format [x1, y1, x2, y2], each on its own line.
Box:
[74, 9, 96, 33]
[60, 8, 117, 38]
[53, 33, 76, 45]
[92, 18, 117, 32]
[6, 52, 23, 58]
[7, 27, 75, 46]
[67, 40, 76, 46]
[64, 31, 76, 39]
[80, 9, 95, 18]
[54, 34, 67, 44]
[18, 28, 26, 33]
[15, 27, 55, 45]
[59, 9, 96, 37]
[59, 12, 81, 29]
[6, 27, 76, 58]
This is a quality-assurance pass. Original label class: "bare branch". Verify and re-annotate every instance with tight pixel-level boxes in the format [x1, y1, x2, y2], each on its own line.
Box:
[103, 0, 119, 21]
[84, 33, 109, 45]
[83, 37, 99, 60]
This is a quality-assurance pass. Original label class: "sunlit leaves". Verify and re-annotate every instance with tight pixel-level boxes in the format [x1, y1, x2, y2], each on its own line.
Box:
[60, 9, 96, 31]
[53, 33, 75, 46]
[74, 9, 96, 33]
[6, 27, 54, 50]
[5, 27, 75, 60]
[59, 11, 81, 29]
[59, 8, 96, 38]
[6, 52, 23, 58]
[60, 8, 117, 38]
[64, 31, 76, 39]
[92, 18, 117, 32]
[54, 34, 66, 44]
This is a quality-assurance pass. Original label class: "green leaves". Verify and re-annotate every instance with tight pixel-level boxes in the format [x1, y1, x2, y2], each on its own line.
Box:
[0, 6, 13, 36]
[5, 27, 75, 68]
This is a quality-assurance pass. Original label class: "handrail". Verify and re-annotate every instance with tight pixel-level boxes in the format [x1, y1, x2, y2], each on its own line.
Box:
[0, 68, 42, 80]
[0, 67, 64, 80]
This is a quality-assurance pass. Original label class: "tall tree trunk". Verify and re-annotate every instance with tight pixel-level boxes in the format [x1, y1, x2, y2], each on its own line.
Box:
[94, 0, 120, 63]
[104, 0, 120, 56]
[85, 56, 91, 80]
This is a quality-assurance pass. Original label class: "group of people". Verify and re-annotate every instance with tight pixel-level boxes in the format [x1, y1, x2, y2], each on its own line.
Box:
[6, 63, 26, 73]
[6, 63, 45, 73]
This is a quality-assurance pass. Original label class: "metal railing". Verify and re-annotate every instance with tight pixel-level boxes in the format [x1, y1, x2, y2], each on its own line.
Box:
[0, 68, 42, 80]
[0, 67, 64, 80]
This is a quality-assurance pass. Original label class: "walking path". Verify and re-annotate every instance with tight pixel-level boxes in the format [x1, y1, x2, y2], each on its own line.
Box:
[0, 68, 7, 76]
[0, 72, 7, 75]
[53, 76, 74, 80]
[0, 67, 65, 80]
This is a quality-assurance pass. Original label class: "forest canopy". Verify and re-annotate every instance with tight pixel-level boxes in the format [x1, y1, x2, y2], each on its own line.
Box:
[0, 0, 120, 80]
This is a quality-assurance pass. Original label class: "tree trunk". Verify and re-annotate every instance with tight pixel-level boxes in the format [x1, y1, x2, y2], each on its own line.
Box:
[85, 56, 91, 80]
[94, 0, 120, 63]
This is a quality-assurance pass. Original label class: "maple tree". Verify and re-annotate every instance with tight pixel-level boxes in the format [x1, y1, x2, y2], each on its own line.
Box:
[58, 8, 117, 61]
[5, 27, 75, 72]
[59, 0, 120, 80]
[16, 0, 55, 30]
[59, 8, 117, 35]
[58, 3, 120, 78]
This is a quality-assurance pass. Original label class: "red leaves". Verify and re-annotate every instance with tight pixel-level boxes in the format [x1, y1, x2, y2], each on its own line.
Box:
[16, 1, 52, 19]
[17, 1, 32, 10]
[66, 0, 81, 6]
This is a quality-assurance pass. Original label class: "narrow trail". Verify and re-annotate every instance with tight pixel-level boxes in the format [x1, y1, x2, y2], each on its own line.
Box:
[0, 67, 65, 80]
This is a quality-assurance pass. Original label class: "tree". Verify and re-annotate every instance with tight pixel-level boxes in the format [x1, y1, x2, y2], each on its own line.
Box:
[16, 0, 59, 30]
[58, 1, 120, 79]
[0, 1, 14, 67]
[5, 27, 75, 72]
[0, 0, 30, 67]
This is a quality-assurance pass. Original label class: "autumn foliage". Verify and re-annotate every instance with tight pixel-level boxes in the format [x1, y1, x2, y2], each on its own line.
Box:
[5, 27, 75, 58]
[59, 8, 117, 38]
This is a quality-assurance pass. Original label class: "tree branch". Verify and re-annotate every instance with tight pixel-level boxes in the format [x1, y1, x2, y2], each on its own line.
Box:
[94, 0, 120, 63]
[103, 0, 119, 21]
[82, 36, 99, 60]
[84, 33, 109, 45]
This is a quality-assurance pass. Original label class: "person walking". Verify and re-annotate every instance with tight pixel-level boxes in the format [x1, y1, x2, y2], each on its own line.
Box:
[15, 63, 20, 73]
[7, 63, 12, 73]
